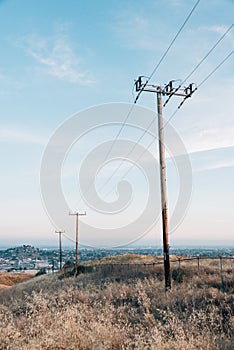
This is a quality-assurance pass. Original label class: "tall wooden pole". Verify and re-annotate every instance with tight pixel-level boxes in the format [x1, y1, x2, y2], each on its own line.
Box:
[157, 92, 171, 290]
[59, 231, 62, 270]
[55, 230, 64, 270]
[134, 77, 195, 291]
[75, 214, 79, 274]
[69, 212, 86, 276]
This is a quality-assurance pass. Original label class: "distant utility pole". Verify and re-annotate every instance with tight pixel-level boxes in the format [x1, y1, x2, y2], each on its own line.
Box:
[69, 211, 86, 276]
[135, 77, 196, 290]
[55, 230, 64, 270]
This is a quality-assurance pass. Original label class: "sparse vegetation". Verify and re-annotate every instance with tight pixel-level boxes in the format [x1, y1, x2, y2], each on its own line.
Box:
[0, 273, 33, 291]
[0, 256, 233, 349]
[35, 268, 47, 277]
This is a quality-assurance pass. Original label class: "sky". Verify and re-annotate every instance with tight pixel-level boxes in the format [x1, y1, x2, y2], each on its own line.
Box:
[0, 0, 234, 248]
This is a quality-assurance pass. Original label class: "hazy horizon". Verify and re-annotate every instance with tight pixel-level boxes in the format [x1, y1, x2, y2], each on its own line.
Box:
[1, 238, 234, 250]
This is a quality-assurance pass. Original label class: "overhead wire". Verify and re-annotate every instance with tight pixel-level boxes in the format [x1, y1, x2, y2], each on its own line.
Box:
[102, 0, 201, 164]
[97, 118, 156, 195]
[134, 0, 201, 104]
[182, 24, 233, 85]
[197, 49, 234, 88]
[76, 0, 201, 205]
[86, 0, 201, 199]
[103, 48, 234, 199]
[164, 48, 234, 128]
[144, 50, 234, 161]
[80, 6, 234, 206]
[59, 4, 233, 244]
[72, 14, 233, 251]
[99, 23, 234, 197]
[163, 23, 234, 107]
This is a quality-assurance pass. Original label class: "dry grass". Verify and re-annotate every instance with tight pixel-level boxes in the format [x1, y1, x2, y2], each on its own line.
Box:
[0, 273, 33, 291]
[82, 253, 180, 266]
[0, 257, 233, 350]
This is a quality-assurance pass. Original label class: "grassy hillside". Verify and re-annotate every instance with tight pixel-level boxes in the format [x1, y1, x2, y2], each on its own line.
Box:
[0, 272, 33, 291]
[82, 253, 165, 265]
[0, 255, 233, 350]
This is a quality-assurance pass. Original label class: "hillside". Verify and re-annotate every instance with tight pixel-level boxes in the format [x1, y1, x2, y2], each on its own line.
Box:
[0, 255, 233, 350]
[0, 272, 34, 291]
[82, 253, 163, 264]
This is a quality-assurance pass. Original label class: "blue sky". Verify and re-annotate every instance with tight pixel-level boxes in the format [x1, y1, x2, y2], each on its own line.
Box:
[0, 0, 233, 247]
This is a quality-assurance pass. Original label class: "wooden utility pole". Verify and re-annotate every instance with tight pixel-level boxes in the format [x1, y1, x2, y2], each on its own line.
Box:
[69, 211, 86, 275]
[219, 255, 224, 290]
[55, 230, 64, 270]
[135, 77, 196, 290]
[157, 91, 171, 290]
[197, 255, 200, 276]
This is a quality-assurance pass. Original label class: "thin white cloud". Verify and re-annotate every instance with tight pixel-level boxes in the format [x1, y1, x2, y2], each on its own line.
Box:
[113, 12, 167, 51]
[183, 125, 234, 155]
[205, 24, 234, 48]
[0, 126, 47, 145]
[208, 25, 231, 36]
[22, 33, 94, 84]
[197, 157, 234, 172]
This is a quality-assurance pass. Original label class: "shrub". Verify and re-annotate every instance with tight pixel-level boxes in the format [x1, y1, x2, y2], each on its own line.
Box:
[172, 267, 184, 283]
[35, 268, 47, 277]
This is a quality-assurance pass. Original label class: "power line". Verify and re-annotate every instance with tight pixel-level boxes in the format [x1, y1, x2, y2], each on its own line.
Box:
[73, 48, 233, 253]
[100, 130, 155, 200]
[134, 0, 201, 104]
[76, 1, 200, 204]
[63, 231, 76, 244]
[163, 109, 180, 128]
[165, 49, 234, 127]
[99, 27, 234, 197]
[80, 0, 200, 200]
[76, 106, 136, 204]
[103, 48, 234, 199]
[79, 7, 233, 212]
[183, 24, 233, 84]
[133, 81, 191, 290]
[163, 23, 234, 107]
[103, 0, 201, 163]
[89, 40, 234, 202]
[80, 7, 234, 207]
[198, 50, 234, 88]
[102, 104, 135, 163]
[97, 118, 156, 195]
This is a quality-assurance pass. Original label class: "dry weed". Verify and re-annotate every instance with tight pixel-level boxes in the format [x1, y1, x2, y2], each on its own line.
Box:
[0, 260, 233, 350]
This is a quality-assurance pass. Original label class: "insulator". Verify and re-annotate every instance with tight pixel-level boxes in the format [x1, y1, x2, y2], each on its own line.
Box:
[169, 80, 173, 92]
[135, 76, 142, 91]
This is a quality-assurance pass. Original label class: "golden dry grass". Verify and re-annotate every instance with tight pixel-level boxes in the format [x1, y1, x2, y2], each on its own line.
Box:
[0, 256, 233, 350]
[0, 273, 33, 291]
[82, 253, 179, 266]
